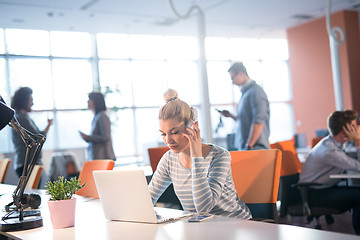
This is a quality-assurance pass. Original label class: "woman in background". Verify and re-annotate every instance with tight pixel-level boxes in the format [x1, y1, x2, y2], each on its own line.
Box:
[11, 86, 52, 178]
[148, 89, 251, 219]
[79, 92, 115, 161]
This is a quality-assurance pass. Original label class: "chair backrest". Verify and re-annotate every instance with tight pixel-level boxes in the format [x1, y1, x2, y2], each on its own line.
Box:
[76, 160, 115, 198]
[230, 149, 282, 221]
[25, 165, 43, 189]
[270, 140, 302, 176]
[270, 140, 304, 217]
[0, 158, 11, 183]
[311, 137, 323, 148]
[147, 146, 169, 173]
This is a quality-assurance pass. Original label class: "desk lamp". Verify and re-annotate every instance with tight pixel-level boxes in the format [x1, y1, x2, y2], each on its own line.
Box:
[0, 97, 45, 231]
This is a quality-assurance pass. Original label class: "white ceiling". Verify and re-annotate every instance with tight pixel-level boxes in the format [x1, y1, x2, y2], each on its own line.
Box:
[0, 0, 360, 38]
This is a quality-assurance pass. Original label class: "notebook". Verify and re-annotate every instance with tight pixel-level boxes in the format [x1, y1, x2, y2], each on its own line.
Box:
[92, 169, 193, 224]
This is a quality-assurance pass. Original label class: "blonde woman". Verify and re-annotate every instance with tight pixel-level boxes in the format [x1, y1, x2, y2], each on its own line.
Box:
[148, 89, 251, 219]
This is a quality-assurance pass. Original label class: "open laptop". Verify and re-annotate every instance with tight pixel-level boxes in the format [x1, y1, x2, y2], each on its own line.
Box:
[92, 169, 193, 224]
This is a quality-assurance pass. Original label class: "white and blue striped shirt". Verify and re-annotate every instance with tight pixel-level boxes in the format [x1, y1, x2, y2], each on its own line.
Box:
[148, 144, 252, 219]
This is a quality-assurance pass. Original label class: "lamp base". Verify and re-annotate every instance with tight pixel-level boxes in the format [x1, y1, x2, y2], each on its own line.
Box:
[0, 215, 43, 232]
[4, 210, 41, 219]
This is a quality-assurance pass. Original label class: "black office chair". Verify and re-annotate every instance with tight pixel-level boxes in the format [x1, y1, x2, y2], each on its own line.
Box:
[295, 182, 344, 229]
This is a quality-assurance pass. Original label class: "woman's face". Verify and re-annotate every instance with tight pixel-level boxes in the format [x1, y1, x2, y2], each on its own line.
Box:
[25, 94, 33, 112]
[88, 99, 95, 111]
[159, 118, 189, 154]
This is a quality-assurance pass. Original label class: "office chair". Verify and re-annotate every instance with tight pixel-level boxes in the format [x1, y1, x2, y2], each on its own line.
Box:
[147, 146, 169, 173]
[272, 140, 338, 229]
[295, 182, 344, 229]
[49, 152, 80, 181]
[270, 139, 304, 217]
[25, 165, 43, 189]
[76, 160, 115, 198]
[230, 149, 282, 222]
[0, 158, 11, 183]
[311, 137, 324, 148]
[147, 146, 181, 209]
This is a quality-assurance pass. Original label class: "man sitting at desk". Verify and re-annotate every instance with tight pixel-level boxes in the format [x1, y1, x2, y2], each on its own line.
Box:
[299, 110, 360, 235]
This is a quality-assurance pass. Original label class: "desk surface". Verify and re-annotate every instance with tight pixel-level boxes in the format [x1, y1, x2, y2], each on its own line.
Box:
[330, 174, 360, 179]
[1, 184, 358, 240]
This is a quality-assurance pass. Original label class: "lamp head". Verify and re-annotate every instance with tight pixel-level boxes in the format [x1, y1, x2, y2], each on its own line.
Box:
[0, 100, 15, 131]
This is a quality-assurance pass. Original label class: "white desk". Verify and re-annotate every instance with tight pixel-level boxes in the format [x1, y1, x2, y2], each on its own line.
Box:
[1, 184, 359, 240]
[330, 174, 360, 179]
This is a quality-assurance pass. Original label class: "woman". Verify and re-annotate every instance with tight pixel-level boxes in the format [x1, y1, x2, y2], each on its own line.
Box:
[79, 92, 116, 161]
[148, 89, 251, 218]
[11, 87, 52, 178]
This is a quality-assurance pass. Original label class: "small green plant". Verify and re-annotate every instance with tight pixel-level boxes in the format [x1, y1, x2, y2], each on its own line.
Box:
[45, 176, 85, 201]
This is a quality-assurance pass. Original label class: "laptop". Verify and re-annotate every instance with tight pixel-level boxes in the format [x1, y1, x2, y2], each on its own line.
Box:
[92, 169, 193, 224]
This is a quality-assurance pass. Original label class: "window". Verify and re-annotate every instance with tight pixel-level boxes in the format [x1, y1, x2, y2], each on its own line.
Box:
[129, 35, 164, 60]
[98, 60, 133, 108]
[205, 37, 230, 60]
[0, 29, 4, 54]
[0, 28, 294, 165]
[52, 59, 93, 109]
[50, 31, 91, 58]
[164, 36, 198, 60]
[97, 33, 130, 59]
[5, 29, 50, 56]
[8, 58, 53, 110]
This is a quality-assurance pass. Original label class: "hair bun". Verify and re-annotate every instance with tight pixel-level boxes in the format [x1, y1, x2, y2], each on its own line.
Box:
[163, 89, 178, 103]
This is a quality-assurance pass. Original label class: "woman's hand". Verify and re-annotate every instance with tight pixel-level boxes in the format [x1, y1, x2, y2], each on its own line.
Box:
[79, 131, 89, 142]
[183, 122, 202, 157]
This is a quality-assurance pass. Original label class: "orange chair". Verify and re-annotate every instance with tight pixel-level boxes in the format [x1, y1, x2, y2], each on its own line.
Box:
[270, 139, 303, 217]
[230, 149, 282, 222]
[147, 146, 181, 209]
[76, 160, 115, 198]
[147, 146, 169, 173]
[25, 165, 43, 189]
[311, 137, 323, 148]
[0, 158, 11, 183]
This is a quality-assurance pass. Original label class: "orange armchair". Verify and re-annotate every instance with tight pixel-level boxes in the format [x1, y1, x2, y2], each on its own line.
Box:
[147, 146, 169, 173]
[270, 139, 303, 217]
[76, 160, 115, 198]
[230, 149, 282, 222]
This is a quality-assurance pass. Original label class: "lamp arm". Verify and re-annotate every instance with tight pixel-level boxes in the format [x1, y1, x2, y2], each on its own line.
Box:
[7, 117, 46, 211]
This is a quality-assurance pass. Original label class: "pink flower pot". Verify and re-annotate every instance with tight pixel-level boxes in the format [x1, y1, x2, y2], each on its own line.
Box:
[48, 198, 76, 229]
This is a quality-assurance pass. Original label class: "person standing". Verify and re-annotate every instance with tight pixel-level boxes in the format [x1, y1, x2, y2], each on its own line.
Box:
[11, 87, 52, 178]
[219, 62, 270, 150]
[79, 92, 116, 161]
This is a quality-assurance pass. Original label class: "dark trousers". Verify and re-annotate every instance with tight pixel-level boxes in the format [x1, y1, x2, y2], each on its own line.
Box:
[309, 186, 360, 235]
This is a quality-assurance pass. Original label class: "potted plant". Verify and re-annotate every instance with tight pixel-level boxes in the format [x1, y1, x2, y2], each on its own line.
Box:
[45, 176, 85, 229]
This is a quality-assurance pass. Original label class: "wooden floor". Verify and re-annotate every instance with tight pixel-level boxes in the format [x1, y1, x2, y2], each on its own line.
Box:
[278, 211, 356, 235]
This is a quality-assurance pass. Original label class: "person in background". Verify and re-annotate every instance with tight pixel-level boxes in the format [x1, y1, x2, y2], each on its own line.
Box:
[299, 110, 360, 235]
[148, 89, 251, 219]
[79, 92, 115, 161]
[219, 62, 270, 150]
[11, 87, 52, 178]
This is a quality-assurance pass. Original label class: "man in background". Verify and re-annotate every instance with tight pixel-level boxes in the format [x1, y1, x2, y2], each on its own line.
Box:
[219, 62, 270, 150]
[299, 110, 360, 235]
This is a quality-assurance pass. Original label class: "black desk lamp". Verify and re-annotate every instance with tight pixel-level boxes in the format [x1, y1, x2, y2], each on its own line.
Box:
[0, 98, 45, 231]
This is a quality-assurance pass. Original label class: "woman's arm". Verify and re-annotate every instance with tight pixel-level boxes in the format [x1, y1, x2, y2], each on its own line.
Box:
[148, 153, 172, 205]
[87, 112, 112, 143]
[184, 122, 231, 213]
[191, 151, 231, 213]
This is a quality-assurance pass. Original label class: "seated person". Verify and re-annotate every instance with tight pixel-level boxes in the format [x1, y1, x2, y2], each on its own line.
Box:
[299, 110, 360, 235]
[148, 89, 251, 219]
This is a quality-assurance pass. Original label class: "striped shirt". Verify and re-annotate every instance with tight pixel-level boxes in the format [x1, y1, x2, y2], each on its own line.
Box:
[148, 144, 252, 219]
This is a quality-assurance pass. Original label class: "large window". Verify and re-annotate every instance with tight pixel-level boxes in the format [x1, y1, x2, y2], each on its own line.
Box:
[0, 28, 294, 164]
